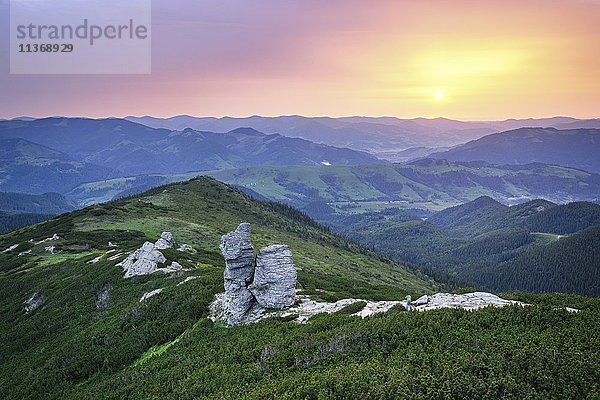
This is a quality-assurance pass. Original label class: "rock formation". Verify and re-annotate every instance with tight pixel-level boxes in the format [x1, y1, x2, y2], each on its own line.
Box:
[140, 288, 163, 302]
[121, 232, 179, 278]
[412, 292, 523, 311]
[155, 232, 175, 249]
[219, 223, 297, 325]
[121, 241, 167, 278]
[250, 245, 296, 309]
[177, 244, 197, 253]
[220, 223, 255, 324]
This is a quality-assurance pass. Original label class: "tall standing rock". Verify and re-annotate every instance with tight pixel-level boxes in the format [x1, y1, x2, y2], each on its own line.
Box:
[220, 223, 255, 324]
[250, 244, 296, 309]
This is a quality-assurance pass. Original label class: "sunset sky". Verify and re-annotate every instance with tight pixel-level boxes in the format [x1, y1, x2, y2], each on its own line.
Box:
[1, 0, 599, 120]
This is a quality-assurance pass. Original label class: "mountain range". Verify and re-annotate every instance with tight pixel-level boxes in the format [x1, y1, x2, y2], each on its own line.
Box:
[430, 127, 600, 173]
[125, 115, 600, 161]
[55, 159, 600, 214]
[0, 118, 382, 191]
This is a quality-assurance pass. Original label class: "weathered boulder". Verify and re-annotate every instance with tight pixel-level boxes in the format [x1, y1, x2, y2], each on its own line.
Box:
[121, 242, 167, 278]
[220, 223, 255, 324]
[154, 232, 175, 249]
[249, 245, 296, 309]
[413, 295, 429, 306]
[177, 244, 197, 253]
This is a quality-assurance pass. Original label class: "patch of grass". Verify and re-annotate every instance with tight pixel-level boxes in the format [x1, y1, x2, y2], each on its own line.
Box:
[334, 301, 367, 315]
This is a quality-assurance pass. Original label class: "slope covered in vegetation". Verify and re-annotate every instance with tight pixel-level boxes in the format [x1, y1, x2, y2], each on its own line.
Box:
[0, 177, 598, 399]
[0, 177, 448, 399]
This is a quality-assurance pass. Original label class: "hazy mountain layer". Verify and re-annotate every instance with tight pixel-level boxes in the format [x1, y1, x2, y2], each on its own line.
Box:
[430, 127, 600, 173]
[125, 115, 600, 161]
[0, 118, 382, 180]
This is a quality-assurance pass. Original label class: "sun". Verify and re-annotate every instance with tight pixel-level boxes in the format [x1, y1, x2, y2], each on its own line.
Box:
[435, 92, 445, 101]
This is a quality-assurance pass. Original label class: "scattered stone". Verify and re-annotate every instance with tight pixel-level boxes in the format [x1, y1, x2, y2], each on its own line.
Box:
[24, 292, 45, 313]
[415, 292, 522, 311]
[44, 245, 56, 254]
[18, 249, 32, 257]
[209, 290, 581, 326]
[35, 234, 60, 245]
[108, 241, 118, 247]
[121, 242, 167, 278]
[177, 244, 197, 253]
[140, 288, 163, 302]
[88, 255, 103, 264]
[2, 244, 19, 253]
[249, 245, 296, 309]
[96, 284, 112, 309]
[108, 252, 123, 261]
[220, 223, 255, 324]
[177, 276, 198, 286]
[170, 261, 184, 270]
[154, 232, 174, 249]
[413, 295, 428, 306]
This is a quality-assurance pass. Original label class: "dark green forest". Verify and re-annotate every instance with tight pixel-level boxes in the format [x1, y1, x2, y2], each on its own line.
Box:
[0, 210, 54, 233]
[338, 198, 600, 297]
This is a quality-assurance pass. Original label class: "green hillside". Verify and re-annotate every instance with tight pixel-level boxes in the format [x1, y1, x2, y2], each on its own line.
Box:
[429, 197, 557, 238]
[464, 225, 600, 295]
[339, 198, 600, 296]
[0, 137, 119, 194]
[65, 159, 600, 213]
[0, 210, 54, 234]
[0, 177, 599, 399]
[0, 177, 449, 399]
[0, 192, 76, 215]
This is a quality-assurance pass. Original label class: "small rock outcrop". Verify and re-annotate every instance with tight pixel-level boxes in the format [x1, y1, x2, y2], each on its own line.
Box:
[140, 288, 163, 302]
[177, 244, 197, 253]
[219, 223, 297, 325]
[2, 244, 19, 253]
[24, 292, 45, 313]
[220, 223, 255, 324]
[249, 245, 296, 309]
[154, 232, 175, 249]
[412, 292, 521, 311]
[120, 232, 183, 278]
[121, 242, 167, 278]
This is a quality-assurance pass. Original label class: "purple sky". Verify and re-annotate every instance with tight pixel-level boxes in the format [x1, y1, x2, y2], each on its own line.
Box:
[1, 0, 599, 120]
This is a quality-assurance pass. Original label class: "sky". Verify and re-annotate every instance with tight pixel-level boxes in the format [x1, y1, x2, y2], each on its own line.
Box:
[1, 0, 599, 120]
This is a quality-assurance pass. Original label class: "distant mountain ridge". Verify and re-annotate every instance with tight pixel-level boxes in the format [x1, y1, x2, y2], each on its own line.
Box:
[0, 192, 75, 215]
[125, 115, 600, 161]
[0, 136, 119, 194]
[0, 117, 382, 192]
[429, 127, 600, 173]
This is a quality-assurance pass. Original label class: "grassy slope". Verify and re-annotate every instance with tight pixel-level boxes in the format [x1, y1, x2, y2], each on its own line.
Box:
[0, 178, 598, 399]
[72, 295, 600, 400]
[0, 177, 444, 399]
